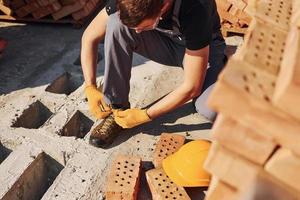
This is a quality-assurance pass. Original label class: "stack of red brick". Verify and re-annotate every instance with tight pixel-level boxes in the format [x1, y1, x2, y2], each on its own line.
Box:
[0, 0, 102, 22]
[216, 0, 253, 36]
[204, 0, 300, 199]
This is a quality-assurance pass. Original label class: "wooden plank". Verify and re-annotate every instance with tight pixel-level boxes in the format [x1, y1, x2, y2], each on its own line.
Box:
[152, 133, 185, 168]
[212, 115, 276, 165]
[207, 79, 300, 155]
[204, 142, 261, 189]
[146, 168, 190, 200]
[273, 26, 300, 120]
[242, 170, 300, 200]
[265, 148, 300, 192]
[105, 155, 141, 200]
[205, 178, 239, 200]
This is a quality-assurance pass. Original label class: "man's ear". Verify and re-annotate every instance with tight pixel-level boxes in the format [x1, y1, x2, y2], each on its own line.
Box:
[160, 0, 173, 15]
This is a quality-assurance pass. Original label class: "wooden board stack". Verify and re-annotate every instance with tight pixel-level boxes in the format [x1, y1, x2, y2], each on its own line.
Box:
[215, 0, 253, 36]
[0, 0, 103, 26]
[204, 0, 300, 199]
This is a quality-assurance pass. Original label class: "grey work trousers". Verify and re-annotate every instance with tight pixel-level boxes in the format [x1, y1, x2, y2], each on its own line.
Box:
[103, 13, 226, 121]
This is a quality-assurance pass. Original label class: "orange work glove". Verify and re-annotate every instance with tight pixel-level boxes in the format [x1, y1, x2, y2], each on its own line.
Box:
[113, 108, 151, 129]
[85, 85, 111, 119]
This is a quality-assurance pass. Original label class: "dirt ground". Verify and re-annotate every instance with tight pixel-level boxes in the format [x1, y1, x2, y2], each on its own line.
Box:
[0, 19, 243, 199]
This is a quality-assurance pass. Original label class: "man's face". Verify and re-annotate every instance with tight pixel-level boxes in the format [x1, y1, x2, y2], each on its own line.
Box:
[131, 13, 161, 33]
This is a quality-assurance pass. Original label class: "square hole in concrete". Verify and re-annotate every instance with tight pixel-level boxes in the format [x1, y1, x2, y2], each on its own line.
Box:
[11, 101, 53, 129]
[2, 152, 64, 200]
[60, 111, 94, 138]
[45, 72, 81, 95]
[0, 143, 12, 164]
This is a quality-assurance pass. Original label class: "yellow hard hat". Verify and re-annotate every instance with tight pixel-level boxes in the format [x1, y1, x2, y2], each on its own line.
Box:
[162, 140, 211, 187]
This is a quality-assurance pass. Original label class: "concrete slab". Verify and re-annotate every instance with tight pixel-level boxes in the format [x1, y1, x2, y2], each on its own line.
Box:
[0, 21, 243, 199]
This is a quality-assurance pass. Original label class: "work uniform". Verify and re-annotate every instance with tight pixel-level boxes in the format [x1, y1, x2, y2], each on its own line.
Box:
[102, 0, 227, 121]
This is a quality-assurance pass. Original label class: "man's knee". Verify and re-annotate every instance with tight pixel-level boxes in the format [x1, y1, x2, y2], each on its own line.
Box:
[194, 84, 217, 121]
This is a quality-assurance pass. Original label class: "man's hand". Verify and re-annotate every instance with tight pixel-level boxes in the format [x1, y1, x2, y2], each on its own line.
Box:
[113, 108, 151, 128]
[85, 85, 111, 119]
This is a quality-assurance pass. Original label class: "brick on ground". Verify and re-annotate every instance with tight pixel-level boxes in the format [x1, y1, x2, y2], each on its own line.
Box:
[105, 155, 141, 200]
[152, 133, 185, 168]
[146, 168, 190, 200]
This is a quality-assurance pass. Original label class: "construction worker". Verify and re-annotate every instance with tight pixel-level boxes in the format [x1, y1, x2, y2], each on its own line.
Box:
[81, 0, 227, 147]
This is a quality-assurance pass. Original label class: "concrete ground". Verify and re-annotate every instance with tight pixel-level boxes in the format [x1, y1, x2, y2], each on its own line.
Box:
[0, 20, 243, 200]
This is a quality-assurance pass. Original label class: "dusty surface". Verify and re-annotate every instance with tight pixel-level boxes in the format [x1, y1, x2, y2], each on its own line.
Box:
[0, 21, 242, 200]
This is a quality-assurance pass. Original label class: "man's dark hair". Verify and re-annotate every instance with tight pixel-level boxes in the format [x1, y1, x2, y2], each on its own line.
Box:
[117, 0, 162, 27]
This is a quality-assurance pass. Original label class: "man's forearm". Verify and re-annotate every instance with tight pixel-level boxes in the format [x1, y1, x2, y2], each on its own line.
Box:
[81, 40, 99, 86]
[147, 84, 199, 119]
[147, 46, 209, 119]
[81, 9, 108, 86]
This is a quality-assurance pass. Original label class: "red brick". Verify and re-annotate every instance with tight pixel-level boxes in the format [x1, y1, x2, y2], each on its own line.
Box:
[152, 133, 185, 168]
[32, 1, 61, 19]
[59, 0, 75, 6]
[52, 0, 87, 20]
[71, 0, 99, 20]
[10, 0, 26, 10]
[105, 155, 141, 200]
[146, 168, 190, 200]
[15, 1, 40, 17]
